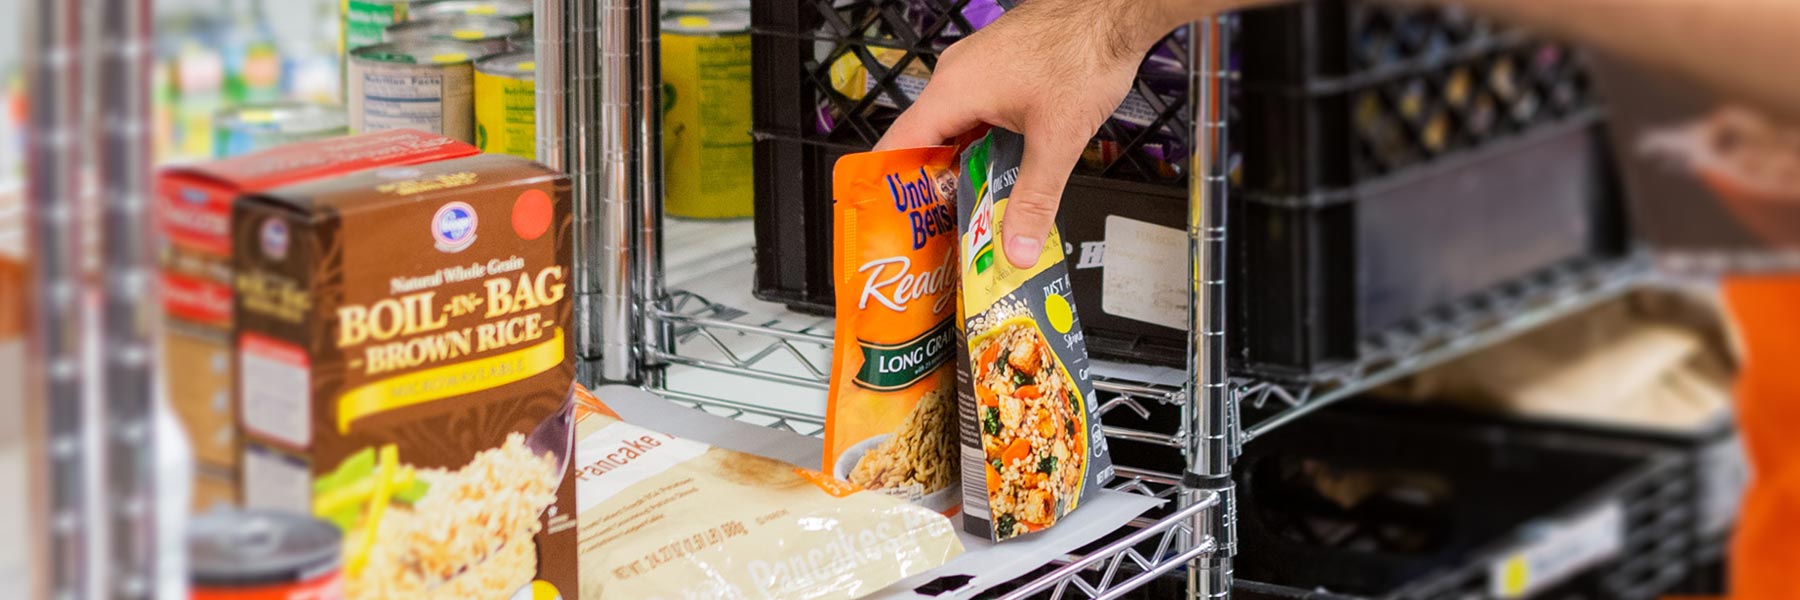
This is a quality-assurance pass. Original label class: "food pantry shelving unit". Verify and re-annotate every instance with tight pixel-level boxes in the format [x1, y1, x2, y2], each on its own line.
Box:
[554, 1, 1654, 598]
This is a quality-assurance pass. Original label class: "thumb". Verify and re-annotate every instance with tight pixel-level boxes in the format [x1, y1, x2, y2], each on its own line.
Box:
[1000, 126, 1084, 268]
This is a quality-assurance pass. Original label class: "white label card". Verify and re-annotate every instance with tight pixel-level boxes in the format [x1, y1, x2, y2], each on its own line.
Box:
[1101, 216, 1190, 331]
[1699, 433, 1751, 536]
[244, 444, 312, 516]
[239, 334, 311, 448]
[1489, 501, 1626, 598]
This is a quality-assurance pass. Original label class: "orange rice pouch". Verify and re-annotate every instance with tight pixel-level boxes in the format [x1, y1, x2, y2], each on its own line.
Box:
[826, 145, 964, 515]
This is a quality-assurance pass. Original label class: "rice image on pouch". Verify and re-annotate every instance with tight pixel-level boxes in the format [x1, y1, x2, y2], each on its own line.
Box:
[847, 388, 958, 496]
[955, 127, 1114, 541]
[968, 309, 1089, 536]
[328, 434, 558, 599]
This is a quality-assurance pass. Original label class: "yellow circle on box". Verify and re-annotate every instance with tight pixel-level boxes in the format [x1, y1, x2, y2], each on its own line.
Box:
[525, 580, 561, 600]
[1046, 293, 1074, 334]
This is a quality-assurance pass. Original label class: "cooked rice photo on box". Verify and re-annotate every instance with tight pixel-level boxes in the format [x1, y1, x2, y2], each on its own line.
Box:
[969, 308, 1089, 540]
[847, 387, 958, 499]
[318, 434, 559, 600]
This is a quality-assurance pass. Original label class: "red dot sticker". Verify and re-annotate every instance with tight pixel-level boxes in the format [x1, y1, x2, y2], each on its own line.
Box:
[512, 189, 553, 240]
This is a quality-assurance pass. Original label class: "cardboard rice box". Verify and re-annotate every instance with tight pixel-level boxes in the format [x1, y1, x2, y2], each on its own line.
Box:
[233, 153, 577, 599]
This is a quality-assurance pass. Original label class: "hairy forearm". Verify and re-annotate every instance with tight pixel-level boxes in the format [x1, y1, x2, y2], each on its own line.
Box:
[1457, 0, 1800, 121]
[1141, 0, 1800, 121]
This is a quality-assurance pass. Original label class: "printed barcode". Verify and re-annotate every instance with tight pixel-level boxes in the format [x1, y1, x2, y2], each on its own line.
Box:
[960, 444, 990, 520]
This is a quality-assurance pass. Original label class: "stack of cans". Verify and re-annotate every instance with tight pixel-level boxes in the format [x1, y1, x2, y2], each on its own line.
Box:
[339, 0, 537, 158]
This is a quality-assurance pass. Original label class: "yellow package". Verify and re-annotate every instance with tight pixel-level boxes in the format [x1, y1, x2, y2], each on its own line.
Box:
[826, 146, 962, 515]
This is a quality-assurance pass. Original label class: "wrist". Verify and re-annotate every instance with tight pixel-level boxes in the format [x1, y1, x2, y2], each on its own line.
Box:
[1129, 0, 1194, 51]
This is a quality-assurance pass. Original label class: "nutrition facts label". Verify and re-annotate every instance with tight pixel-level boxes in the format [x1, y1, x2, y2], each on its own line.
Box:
[239, 333, 312, 448]
[352, 63, 473, 142]
[361, 69, 447, 133]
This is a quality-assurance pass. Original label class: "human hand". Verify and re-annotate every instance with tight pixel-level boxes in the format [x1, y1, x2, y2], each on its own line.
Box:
[876, 0, 1258, 267]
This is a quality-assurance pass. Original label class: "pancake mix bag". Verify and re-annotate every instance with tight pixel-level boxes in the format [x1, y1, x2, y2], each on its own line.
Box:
[572, 386, 964, 599]
[954, 128, 1114, 541]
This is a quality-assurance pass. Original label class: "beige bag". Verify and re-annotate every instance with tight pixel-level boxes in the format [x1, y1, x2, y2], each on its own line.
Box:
[1379, 286, 1741, 431]
[573, 386, 963, 599]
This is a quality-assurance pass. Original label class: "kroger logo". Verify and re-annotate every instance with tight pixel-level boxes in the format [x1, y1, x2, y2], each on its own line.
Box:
[179, 188, 208, 204]
[432, 202, 479, 253]
[259, 218, 289, 260]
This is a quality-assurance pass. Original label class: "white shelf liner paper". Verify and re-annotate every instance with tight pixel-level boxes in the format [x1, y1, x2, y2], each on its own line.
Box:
[597, 385, 1164, 599]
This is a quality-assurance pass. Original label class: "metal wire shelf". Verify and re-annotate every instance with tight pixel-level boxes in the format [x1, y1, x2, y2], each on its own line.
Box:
[647, 251, 1649, 451]
[657, 351, 1216, 599]
[1237, 253, 1651, 442]
[995, 492, 1219, 600]
[652, 289, 834, 390]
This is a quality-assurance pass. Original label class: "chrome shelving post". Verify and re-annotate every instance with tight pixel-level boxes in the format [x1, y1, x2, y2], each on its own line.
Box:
[563, 0, 610, 385]
[634, 0, 668, 389]
[591, 0, 665, 386]
[24, 0, 89, 597]
[598, 0, 641, 383]
[98, 0, 158, 597]
[537, 0, 584, 375]
[1186, 16, 1237, 600]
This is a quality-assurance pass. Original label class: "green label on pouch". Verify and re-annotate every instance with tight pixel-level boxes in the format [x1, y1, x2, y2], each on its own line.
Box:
[854, 321, 955, 390]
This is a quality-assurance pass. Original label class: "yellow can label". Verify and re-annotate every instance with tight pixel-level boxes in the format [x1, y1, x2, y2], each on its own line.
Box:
[474, 68, 536, 159]
[660, 30, 754, 219]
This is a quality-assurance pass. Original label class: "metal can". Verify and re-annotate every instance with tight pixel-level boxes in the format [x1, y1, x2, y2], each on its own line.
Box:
[475, 52, 537, 159]
[506, 30, 533, 53]
[661, 11, 753, 219]
[385, 14, 520, 57]
[213, 103, 350, 159]
[339, 0, 417, 59]
[412, 0, 533, 30]
[664, 0, 750, 16]
[347, 41, 480, 143]
[189, 510, 344, 600]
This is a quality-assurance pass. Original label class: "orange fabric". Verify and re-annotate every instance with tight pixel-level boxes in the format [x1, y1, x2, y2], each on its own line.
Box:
[1722, 277, 1800, 600]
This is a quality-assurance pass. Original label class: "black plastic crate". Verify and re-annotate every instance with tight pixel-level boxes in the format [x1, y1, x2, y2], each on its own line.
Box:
[1233, 406, 1693, 600]
[750, 0, 1194, 314]
[1068, 118, 1627, 371]
[750, 0, 1629, 378]
[1428, 405, 1748, 592]
[1668, 537, 1728, 596]
[1235, 2, 1596, 194]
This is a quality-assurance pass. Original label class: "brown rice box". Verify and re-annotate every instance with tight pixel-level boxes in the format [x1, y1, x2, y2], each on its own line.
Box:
[156, 130, 478, 487]
[233, 153, 576, 599]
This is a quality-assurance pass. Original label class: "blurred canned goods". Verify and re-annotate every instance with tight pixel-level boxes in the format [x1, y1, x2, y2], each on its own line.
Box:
[189, 509, 344, 600]
[412, 0, 533, 30]
[213, 103, 349, 159]
[347, 41, 481, 143]
[475, 51, 537, 159]
[385, 14, 521, 56]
